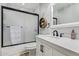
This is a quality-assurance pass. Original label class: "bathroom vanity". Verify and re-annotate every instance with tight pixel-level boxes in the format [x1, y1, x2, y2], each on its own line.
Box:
[36, 35, 79, 56]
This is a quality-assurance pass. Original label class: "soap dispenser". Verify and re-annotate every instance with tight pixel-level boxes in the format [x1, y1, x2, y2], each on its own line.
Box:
[71, 29, 76, 39]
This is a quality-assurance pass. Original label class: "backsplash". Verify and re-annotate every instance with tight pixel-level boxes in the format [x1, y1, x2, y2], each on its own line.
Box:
[51, 26, 79, 39]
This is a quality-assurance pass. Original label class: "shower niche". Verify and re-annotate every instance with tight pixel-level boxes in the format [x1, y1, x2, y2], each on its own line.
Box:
[1, 6, 39, 47]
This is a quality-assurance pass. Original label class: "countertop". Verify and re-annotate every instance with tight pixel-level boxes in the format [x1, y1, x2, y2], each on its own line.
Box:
[36, 35, 79, 54]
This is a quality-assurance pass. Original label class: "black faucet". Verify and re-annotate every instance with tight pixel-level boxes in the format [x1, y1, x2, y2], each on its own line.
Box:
[53, 30, 58, 36]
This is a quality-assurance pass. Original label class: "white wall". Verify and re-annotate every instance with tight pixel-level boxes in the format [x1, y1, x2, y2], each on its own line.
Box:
[39, 3, 52, 34]
[5, 3, 40, 14]
[54, 4, 79, 24]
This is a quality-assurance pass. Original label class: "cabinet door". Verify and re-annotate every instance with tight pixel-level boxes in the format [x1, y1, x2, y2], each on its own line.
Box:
[42, 43, 53, 56]
[36, 40, 53, 56]
[53, 48, 65, 56]
[36, 41, 43, 56]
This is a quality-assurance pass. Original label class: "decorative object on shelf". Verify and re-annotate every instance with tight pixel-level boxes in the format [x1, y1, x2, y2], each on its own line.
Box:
[71, 29, 76, 39]
[53, 17, 57, 25]
[40, 18, 47, 28]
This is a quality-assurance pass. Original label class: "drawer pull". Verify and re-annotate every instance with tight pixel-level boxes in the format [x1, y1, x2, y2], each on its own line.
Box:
[40, 45, 44, 53]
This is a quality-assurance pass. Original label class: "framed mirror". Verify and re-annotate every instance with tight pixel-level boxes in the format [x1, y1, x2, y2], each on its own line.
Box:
[53, 3, 79, 25]
[1, 6, 39, 47]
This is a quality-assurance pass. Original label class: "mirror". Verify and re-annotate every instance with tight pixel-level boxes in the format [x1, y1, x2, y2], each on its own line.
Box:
[1, 6, 39, 47]
[53, 3, 79, 25]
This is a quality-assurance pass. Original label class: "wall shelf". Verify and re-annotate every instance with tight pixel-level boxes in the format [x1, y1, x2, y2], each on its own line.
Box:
[50, 22, 79, 29]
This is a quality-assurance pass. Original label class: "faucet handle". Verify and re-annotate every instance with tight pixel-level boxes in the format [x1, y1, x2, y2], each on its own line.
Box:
[56, 33, 59, 36]
[60, 33, 64, 37]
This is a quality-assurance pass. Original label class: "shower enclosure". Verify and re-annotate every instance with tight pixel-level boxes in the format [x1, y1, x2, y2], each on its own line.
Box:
[1, 6, 39, 47]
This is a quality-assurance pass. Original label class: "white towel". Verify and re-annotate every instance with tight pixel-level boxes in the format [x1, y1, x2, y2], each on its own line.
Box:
[10, 26, 22, 44]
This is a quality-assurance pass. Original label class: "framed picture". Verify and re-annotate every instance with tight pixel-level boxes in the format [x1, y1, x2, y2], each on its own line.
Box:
[53, 17, 57, 25]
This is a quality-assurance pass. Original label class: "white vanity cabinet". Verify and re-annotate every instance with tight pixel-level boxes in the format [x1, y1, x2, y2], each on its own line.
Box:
[36, 37, 65, 56]
[36, 35, 79, 56]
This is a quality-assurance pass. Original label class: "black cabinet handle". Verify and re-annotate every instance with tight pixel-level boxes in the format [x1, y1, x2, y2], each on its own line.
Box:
[40, 45, 44, 53]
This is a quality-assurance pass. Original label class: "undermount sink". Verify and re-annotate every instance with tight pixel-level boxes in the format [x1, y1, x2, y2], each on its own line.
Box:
[43, 35, 63, 39]
[50, 36, 72, 40]
[50, 36, 62, 39]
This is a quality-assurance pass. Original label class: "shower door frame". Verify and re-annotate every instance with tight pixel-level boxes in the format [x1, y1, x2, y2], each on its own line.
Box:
[1, 6, 39, 47]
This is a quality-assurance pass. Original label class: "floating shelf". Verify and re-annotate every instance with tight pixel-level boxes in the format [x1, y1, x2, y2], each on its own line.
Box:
[50, 22, 79, 29]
